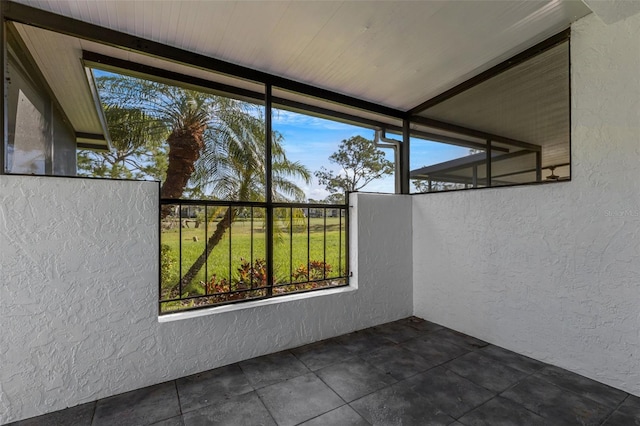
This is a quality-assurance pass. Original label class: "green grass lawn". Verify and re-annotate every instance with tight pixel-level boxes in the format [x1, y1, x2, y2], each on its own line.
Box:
[161, 216, 347, 299]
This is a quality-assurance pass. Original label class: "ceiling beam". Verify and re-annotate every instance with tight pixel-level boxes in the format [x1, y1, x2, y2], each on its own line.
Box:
[408, 28, 570, 114]
[411, 116, 541, 152]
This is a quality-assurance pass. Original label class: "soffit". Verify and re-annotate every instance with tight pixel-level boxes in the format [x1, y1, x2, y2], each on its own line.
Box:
[11, 0, 591, 111]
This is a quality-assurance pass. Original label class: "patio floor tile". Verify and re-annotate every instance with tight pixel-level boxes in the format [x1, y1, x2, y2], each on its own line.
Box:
[501, 375, 612, 425]
[536, 365, 628, 408]
[602, 395, 640, 426]
[290, 339, 355, 371]
[181, 391, 275, 426]
[350, 381, 454, 426]
[478, 345, 545, 374]
[444, 351, 529, 392]
[256, 373, 343, 426]
[9, 317, 640, 426]
[92, 382, 180, 426]
[457, 396, 547, 426]
[369, 320, 424, 343]
[361, 345, 434, 380]
[332, 329, 396, 355]
[400, 334, 470, 367]
[176, 363, 253, 413]
[298, 404, 369, 426]
[150, 416, 184, 426]
[430, 328, 489, 350]
[239, 350, 309, 389]
[315, 357, 397, 402]
[404, 366, 495, 418]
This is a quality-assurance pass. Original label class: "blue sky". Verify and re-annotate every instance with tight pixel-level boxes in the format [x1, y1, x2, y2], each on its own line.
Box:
[273, 108, 471, 199]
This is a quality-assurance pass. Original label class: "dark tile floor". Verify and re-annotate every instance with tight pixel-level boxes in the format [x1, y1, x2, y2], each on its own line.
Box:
[8, 317, 640, 426]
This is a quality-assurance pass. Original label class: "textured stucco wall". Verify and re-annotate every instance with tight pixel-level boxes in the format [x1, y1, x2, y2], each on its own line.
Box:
[413, 12, 640, 396]
[0, 177, 412, 424]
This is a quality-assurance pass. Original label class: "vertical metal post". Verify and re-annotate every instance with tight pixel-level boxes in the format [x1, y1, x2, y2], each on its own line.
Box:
[178, 205, 183, 297]
[265, 83, 274, 295]
[158, 197, 163, 314]
[393, 145, 401, 194]
[344, 191, 349, 281]
[401, 118, 411, 194]
[323, 208, 327, 280]
[204, 205, 208, 291]
[472, 165, 478, 188]
[535, 150, 542, 182]
[338, 205, 342, 279]
[307, 207, 310, 282]
[289, 207, 293, 284]
[428, 178, 432, 192]
[46, 99, 53, 174]
[0, 7, 6, 174]
[250, 206, 254, 289]
[486, 140, 492, 187]
[228, 206, 232, 292]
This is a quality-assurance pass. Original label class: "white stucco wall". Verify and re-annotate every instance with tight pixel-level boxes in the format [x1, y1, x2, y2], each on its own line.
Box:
[0, 177, 412, 424]
[413, 13, 640, 396]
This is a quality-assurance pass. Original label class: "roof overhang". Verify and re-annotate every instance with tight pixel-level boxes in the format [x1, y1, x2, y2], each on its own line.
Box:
[2, 0, 601, 155]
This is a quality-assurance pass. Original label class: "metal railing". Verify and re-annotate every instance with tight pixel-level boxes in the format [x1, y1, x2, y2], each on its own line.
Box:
[159, 199, 348, 314]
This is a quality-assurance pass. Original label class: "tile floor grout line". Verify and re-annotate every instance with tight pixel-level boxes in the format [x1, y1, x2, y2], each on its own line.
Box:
[451, 393, 501, 423]
[433, 367, 500, 422]
[493, 365, 574, 422]
[346, 401, 374, 426]
[532, 366, 628, 409]
[312, 370, 350, 406]
[253, 387, 282, 426]
[173, 380, 183, 416]
[598, 394, 630, 425]
[89, 401, 97, 426]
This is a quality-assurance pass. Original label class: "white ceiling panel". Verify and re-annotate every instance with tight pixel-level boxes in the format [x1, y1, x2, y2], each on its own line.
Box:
[12, 0, 592, 111]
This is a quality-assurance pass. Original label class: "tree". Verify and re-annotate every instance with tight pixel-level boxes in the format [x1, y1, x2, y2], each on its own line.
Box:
[96, 74, 257, 202]
[323, 193, 345, 204]
[77, 105, 168, 180]
[315, 135, 393, 196]
[172, 114, 311, 290]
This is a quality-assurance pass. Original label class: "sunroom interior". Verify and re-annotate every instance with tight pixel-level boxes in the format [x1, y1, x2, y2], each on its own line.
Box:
[1, 0, 640, 424]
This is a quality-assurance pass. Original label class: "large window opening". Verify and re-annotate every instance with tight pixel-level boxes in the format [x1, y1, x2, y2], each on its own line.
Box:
[409, 36, 570, 192]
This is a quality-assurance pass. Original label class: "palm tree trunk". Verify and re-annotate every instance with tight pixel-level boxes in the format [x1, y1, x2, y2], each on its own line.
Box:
[161, 126, 205, 218]
[177, 207, 236, 290]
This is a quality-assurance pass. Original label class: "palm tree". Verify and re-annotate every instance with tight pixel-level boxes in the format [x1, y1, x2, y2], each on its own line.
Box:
[178, 113, 310, 289]
[97, 74, 258, 203]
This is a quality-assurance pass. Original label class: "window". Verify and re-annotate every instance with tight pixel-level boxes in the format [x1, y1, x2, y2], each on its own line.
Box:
[410, 35, 570, 192]
[4, 25, 78, 175]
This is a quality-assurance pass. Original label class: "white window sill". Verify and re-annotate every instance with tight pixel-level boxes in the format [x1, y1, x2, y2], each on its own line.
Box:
[158, 285, 356, 322]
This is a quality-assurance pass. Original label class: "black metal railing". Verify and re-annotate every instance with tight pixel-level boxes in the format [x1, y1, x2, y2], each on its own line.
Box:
[159, 199, 348, 314]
